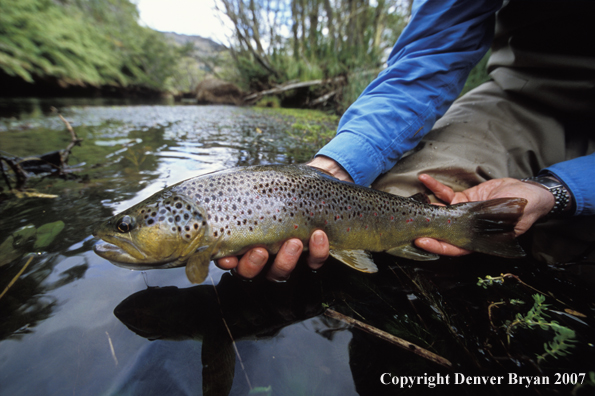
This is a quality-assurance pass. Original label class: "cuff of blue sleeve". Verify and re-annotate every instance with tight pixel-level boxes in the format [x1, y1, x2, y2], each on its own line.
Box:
[316, 132, 384, 186]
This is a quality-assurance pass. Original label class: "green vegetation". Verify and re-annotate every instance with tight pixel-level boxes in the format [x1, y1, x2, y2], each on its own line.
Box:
[1, 0, 491, 105]
[0, 0, 186, 91]
[255, 107, 338, 145]
[460, 51, 491, 97]
[505, 294, 576, 363]
[477, 274, 579, 365]
[0, 221, 64, 266]
[219, 0, 408, 111]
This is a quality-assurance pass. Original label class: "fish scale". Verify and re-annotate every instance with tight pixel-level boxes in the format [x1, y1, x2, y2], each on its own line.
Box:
[93, 164, 527, 284]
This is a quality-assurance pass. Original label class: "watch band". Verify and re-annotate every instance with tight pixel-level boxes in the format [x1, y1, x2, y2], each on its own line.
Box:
[520, 175, 572, 217]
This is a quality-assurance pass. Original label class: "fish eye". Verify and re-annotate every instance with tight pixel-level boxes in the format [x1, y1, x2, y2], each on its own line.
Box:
[116, 215, 135, 233]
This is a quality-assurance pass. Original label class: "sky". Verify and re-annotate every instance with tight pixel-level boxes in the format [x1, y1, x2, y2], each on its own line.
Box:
[134, 0, 233, 43]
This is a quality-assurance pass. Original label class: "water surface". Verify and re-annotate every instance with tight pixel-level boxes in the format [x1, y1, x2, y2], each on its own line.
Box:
[0, 102, 593, 395]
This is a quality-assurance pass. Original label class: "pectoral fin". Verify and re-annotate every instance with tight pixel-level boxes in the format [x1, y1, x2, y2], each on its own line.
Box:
[329, 249, 378, 273]
[386, 245, 439, 261]
[185, 246, 214, 284]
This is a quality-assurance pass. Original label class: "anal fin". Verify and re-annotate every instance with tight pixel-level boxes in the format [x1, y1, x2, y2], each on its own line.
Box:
[386, 245, 439, 261]
[329, 249, 378, 273]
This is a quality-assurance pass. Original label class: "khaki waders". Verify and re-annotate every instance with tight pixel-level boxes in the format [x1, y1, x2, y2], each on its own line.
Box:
[371, 1, 595, 267]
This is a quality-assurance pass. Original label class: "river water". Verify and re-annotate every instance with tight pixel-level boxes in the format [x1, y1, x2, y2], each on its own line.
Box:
[0, 100, 593, 395]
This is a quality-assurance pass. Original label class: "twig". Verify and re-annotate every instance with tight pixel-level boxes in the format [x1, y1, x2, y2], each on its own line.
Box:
[0, 156, 28, 190]
[324, 309, 453, 369]
[309, 89, 339, 106]
[0, 255, 34, 300]
[0, 158, 13, 190]
[52, 108, 83, 165]
[244, 76, 345, 101]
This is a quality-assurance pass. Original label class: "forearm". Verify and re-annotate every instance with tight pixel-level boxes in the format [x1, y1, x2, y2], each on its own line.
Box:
[317, 0, 502, 186]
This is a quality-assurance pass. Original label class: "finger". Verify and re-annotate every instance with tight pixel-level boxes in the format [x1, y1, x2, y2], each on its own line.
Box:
[418, 174, 455, 204]
[235, 248, 269, 279]
[216, 256, 239, 270]
[266, 239, 303, 282]
[307, 230, 329, 270]
[414, 238, 472, 257]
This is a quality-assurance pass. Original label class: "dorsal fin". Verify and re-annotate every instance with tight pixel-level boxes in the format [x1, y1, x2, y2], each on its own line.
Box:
[309, 165, 340, 180]
[409, 192, 431, 204]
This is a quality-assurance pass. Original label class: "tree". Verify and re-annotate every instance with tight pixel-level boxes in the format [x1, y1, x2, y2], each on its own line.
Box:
[217, 0, 409, 109]
[0, 0, 184, 92]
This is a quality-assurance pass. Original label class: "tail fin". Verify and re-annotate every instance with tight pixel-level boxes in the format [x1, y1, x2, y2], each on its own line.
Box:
[454, 198, 527, 258]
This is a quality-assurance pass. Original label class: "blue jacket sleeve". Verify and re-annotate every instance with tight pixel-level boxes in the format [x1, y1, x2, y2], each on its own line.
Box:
[317, 0, 502, 186]
[544, 153, 595, 216]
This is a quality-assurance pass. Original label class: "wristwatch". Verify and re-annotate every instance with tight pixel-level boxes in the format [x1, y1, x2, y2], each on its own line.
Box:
[520, 175, 573, 217]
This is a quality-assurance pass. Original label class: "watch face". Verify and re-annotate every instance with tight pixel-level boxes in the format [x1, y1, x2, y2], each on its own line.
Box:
[535, 177, 562, 190]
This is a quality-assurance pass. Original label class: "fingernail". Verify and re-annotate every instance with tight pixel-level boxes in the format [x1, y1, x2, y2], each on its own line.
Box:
[248, 249, 267, 266]
[285, 240, 300, 255]
[313, 230, 324, 245]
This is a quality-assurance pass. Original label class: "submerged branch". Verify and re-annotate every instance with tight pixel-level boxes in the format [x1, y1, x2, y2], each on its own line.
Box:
[52, 107, 83, 165]
[324, 309, 453, 369]
[0, 108, 83, 193]
[0, 255, 34, 300]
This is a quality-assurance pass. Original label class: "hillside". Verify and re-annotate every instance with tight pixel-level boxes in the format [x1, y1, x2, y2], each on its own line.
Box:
[162, 32, 227, 54]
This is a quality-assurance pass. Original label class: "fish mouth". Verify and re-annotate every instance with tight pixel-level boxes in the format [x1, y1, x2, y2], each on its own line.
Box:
[93, 236, 183, 270]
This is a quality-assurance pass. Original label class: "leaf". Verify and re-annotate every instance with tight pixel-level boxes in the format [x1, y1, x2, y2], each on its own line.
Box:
[12, 225, 37, 247]
[0, 236, 24, 267]
[34, 220, 65, 249]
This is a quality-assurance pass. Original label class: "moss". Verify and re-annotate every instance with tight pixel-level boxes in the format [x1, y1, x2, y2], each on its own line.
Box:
[255, 96, 282, 108]
[255, 106, 338, 144]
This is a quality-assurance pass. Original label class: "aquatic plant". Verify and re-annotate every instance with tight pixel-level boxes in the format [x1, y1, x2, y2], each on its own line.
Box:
[504, 294, 576, 363]
[477, 274, 578, 364]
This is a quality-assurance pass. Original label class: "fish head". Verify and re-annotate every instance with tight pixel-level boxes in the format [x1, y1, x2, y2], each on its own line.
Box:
[93, 191, 209, 269]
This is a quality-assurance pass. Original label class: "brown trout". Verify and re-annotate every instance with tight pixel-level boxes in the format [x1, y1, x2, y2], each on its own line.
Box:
[93, 165, 527, 283]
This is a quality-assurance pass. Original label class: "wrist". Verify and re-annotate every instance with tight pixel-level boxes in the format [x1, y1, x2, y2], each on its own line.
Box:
[307, 156, 353, 182]
[520, 175, 574, 217]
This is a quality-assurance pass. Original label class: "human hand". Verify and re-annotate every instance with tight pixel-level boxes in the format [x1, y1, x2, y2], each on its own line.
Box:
[216, 156, 349, 281]
[216, 230, 329, 281]
[414, 174, 556, 256]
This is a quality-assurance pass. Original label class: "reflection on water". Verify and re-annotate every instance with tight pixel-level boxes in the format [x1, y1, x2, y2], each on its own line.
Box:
[0, 102, 594, 396]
